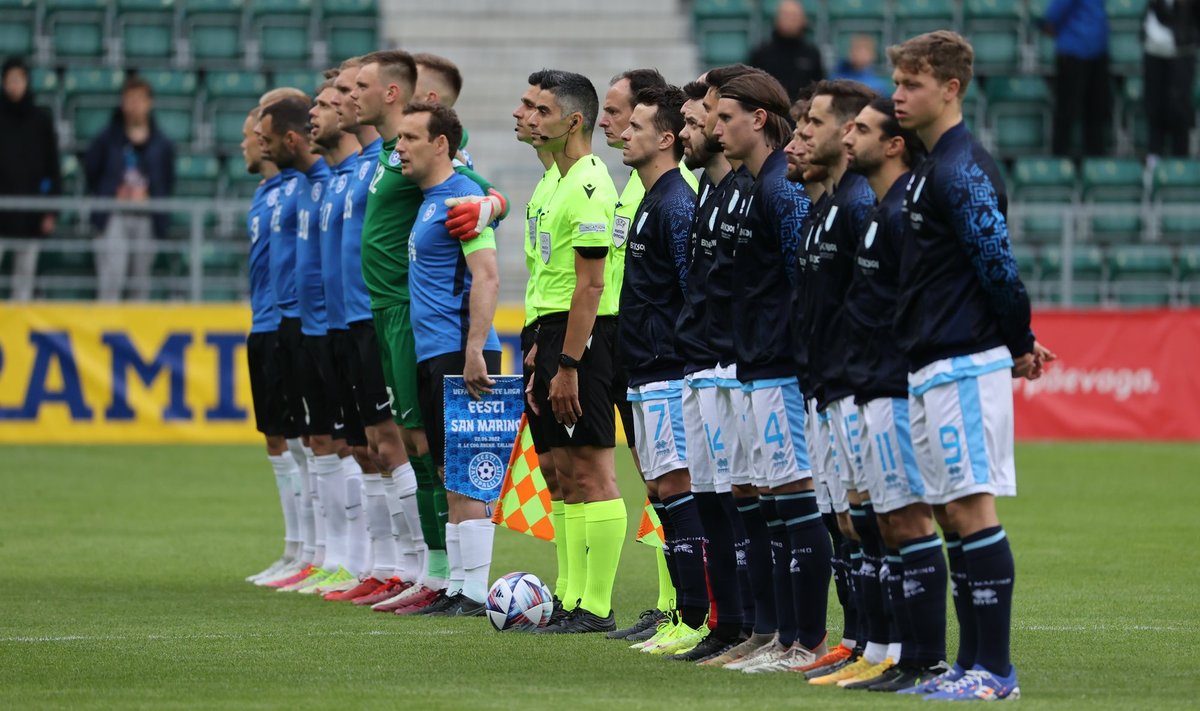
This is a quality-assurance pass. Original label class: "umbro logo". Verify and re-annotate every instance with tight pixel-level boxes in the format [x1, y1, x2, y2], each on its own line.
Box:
[583, 184, 595, 199]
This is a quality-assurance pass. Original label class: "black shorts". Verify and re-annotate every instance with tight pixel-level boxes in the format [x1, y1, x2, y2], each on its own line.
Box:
[610, 321, 636, 448]
[276, 317, 310, 435]
[247, 330, 296, 437]
[346, 319, 394, 428]
[417, 350, 503, 468]
[521, 323, 553, 455]
[330, 329, 367, 447]
[297, 333, 341, 437]
[532, 313, 617, 450]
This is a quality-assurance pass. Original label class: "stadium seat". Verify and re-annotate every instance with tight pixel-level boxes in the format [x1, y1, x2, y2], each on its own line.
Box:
[156, 106, 195, 145]
[693, 0, 753, 20]
[63, 68, 126, 145]
[205, 71, 266, 150]
[139, 71, 199, 147]
[45, 0, 109, 62]
[1039, 244, 1106, 305]
[984, 75, 1052, 156]
[963, 0, 1023, 73]
[204, 70, 267, 99]
[1152, 159, 1200, 243]
[250, 0, 313, 67]
[1011, 242, 1039, 278]
[1109, 244, 1175, 305]
[1081, 158, 1145, 242]
[184, 0, 244, 64]
[321, 0, 379, 65]
[1011, 157, 1077, 244]
[1120, 76, 1148, 154]
[894, 0, 957, 43]
[30, 68, 62, 117]
[1179, 246, 1200, 305]
[271, 70, 324, 95]
[223, 155, 260, 199]
[139, 69, 198, 97]
[117, 0, 178, 64]
[699, 26, 751, 65]
[828, 0, 887, 63]
[0, 0, 36, 56]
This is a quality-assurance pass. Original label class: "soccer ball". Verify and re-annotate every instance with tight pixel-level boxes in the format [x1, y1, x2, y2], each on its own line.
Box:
[485, 572, 554, 632]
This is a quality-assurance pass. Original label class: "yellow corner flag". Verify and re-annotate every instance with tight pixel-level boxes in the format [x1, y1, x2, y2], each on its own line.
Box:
[491, 414, 555, 541]
[635, 498, 665, 548]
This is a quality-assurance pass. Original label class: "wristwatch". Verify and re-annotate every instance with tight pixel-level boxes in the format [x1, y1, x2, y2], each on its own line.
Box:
[558, 353, 581, 369]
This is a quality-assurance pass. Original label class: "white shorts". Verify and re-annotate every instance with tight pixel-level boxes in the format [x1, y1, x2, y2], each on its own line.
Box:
[684, 369, 731, 494]
[715, 364, 753, 487]
[810, 399, 848, 513]
[831, 395, 866, 491]
[908, 347, 1017, 505]
[741, 377, 811, 489]
[628, 380, 688, 481]
[859, 397, 926, 514]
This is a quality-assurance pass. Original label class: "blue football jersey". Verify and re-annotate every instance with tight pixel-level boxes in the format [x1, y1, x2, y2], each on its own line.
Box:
[295, 158, 332, 336]
[248, 174, 282, 333]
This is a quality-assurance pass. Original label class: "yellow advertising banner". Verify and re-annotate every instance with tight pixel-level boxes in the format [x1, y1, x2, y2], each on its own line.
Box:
[0, 304, 528, 444]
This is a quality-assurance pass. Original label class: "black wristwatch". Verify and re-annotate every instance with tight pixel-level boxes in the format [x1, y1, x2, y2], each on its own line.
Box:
[558, 353, 581, 369]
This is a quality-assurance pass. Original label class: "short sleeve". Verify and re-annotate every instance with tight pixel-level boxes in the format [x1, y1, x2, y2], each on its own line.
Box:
[461, 226, 497, 256]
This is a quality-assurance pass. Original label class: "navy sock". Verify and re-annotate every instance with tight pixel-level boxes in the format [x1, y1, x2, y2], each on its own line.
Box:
[900, 534, 949, 666]
[729, 494, 757, 635]
[695, 492, 744, 636]
[823, 513, 855, 644]
[778, 491, 831, 650]
[662, 492, 710, 629]
[851, 503, 889, 646]
[945, 533, 976, 670]
[736, 495, 777, 635]
[847, 541, 867, 647]
[884, 549, 917, 662]
[759, 495, 797, 646]
[963, 526, 1015, 677]
[650, 497, 680, 602]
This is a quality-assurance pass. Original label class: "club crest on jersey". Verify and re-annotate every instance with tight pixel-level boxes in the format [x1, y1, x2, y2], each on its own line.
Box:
[388, 151, 401, 167]
[335, 175, 348, 193]
[727, 189, 741, 214]
[864, 221, 878, 249]
[422, 203, 437, 222]
[311, 183, 322, 201]
[612, 215, 631, 248]
[359, 161, 371, 180]
[636, 212, 649, 235]
[266, 187, 279, 207]
[284, 179, 297, 196]
[824, 205, 839, 232]
[912, 176, 927, 203]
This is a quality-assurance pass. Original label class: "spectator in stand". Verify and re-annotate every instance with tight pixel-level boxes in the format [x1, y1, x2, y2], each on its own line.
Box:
[1041, 0, 1111, 158]
[830, 34, 891, 96]
[1143, 0, 1200, 161]
[83, 76, 175, 301]
[748, 0, 824, 101]
[0, 57, 60, 302]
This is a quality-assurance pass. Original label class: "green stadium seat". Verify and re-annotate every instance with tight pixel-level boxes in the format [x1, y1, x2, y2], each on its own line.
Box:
[184, 0, 244, 63]
[328, 26, 377, 63]
[271, 70, 324, 95]
[63, 69, 124, 146]
[1107, 0, 1148, 22]
[155, 106, 194, 145]
[829, 0, 886, 65]
[321, 0, 377, 60]
[224, 157, 260, 199]
[894, 0, 956, 41]
[117, 0, 177, 63]
[1120, 76, 1148, 153]
[1108, 29, 1143, 72]
[321, 0, 375, 15]
[1109, 244, 1175, 305]
[1011, 157, 1077, 244]
[138, 70, 198, 97]
[45, 0, 109, 61]
[1082, 158, 1145, 242]
[72, 104, 118, 144]
[985, 76, 1052, 155]
[250, 0, 312, 66]
[693, 0, 753, 20]
[1039, 244, 1107, 305]
[0, 0, 35, 56]
[1012, 243, 1039, 277]
[1179, 246, 1200, 304]
[63, 68, 125, 98]
[699, 25, 751, 65]
[963, 0, 1023, 72]
[1152, 159, 1200, 243]
[204, 70, 267, 98]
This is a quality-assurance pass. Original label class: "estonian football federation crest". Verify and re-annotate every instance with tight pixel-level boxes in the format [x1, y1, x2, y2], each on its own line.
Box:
[335, 174, 348, 193]
[359, 161, 371, 180]
[388, 150, 401, 167]
[422, 203, 436, 222]
[311, 182, 322, 202]
[284, 178, 296, 196]
[266, 187, 279, 207]
[468, 452, 504, 493]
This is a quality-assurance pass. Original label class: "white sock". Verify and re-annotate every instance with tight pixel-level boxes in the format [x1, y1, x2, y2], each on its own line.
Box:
[841, 637, 856, 651]
[864, 641, 888, 665]
[385, 463, 426, 581]
[287, 438, 307, 474]
[297, 449, 317, 564]
[342, 457, 370, 577]
[886, 642, 902, 662]
[363, 474, 397, 580]
[306, 449, 328, 569]
[445, 522, 463, 595]
[459, 518, 495, 604]
[268, 453, 302, 559]
[313, 453, 347, 572]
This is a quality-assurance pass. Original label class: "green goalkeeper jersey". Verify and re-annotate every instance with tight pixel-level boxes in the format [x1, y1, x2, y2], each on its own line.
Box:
[361, 136, 500, 309]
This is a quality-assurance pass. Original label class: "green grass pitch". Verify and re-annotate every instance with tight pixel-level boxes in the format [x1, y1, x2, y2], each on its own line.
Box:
[1, 443, 1197, 709]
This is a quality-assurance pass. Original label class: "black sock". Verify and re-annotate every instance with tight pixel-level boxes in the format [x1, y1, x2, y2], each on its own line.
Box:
[650, 497, 680, 604]
[823, 512, 855, 644]
[696, 491, 744, 636]
[900, 533, 949, 667]
[729, 494, 757, 636]
[759, 495, 796, 646]
[847, 540, 867, 648]
[963, 526, 1015, 677]
[736, 495, 776, 635]
[778, 491, 831, 650]
[945, 533, 976, 670]
[851, 504, 889, 649]
[661, 492, 710, 629]
[884, 548, 917, 664]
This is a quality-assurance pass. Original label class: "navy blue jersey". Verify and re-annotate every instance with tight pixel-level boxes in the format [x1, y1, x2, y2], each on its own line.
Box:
[802, 171, 876, 409]
[409, 172, 502, 362]
[320, 154, 356, 331]
[843, 174, 911, 402]
[248, 174, 282, 333]
[733, 150, 811, 382]
[269, 168, 302, 318]
[792, 190, 832, 395]
[896, 123, 1034, 370]
[619, 168, 695, 386]
[342, 138, 382, 324]
[675, 172, 724, 372]
[703, 166, 754, 367]
[295, 158, 332, 336]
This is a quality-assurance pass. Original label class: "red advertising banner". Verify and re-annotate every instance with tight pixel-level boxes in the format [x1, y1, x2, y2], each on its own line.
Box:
[1014, 309, 1200, 441]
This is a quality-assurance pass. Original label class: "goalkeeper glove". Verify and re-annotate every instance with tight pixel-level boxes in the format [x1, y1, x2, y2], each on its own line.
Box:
[445, 188, 506, 241]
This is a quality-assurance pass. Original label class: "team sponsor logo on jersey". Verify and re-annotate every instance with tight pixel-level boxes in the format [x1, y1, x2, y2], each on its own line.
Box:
[358, 161, 371, 180]
[284, 178, 297, 196]
[612, 215, 630, 247]
[579, 222, 607, 235]
[388, 151, 401, 167]
[335, 174, 348, 193]
[863, 221, 878, 250]
[266, 187, 279, 207]
[422, 203, 436, 222]
[311, 182, 323, 201]
[539, 231, 551, 263]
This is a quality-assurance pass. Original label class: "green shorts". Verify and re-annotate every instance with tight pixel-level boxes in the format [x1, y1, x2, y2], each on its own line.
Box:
[372, 302, 423, 430]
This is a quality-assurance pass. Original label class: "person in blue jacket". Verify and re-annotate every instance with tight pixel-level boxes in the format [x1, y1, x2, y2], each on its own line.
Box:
[1040, 0, 1111, 157]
